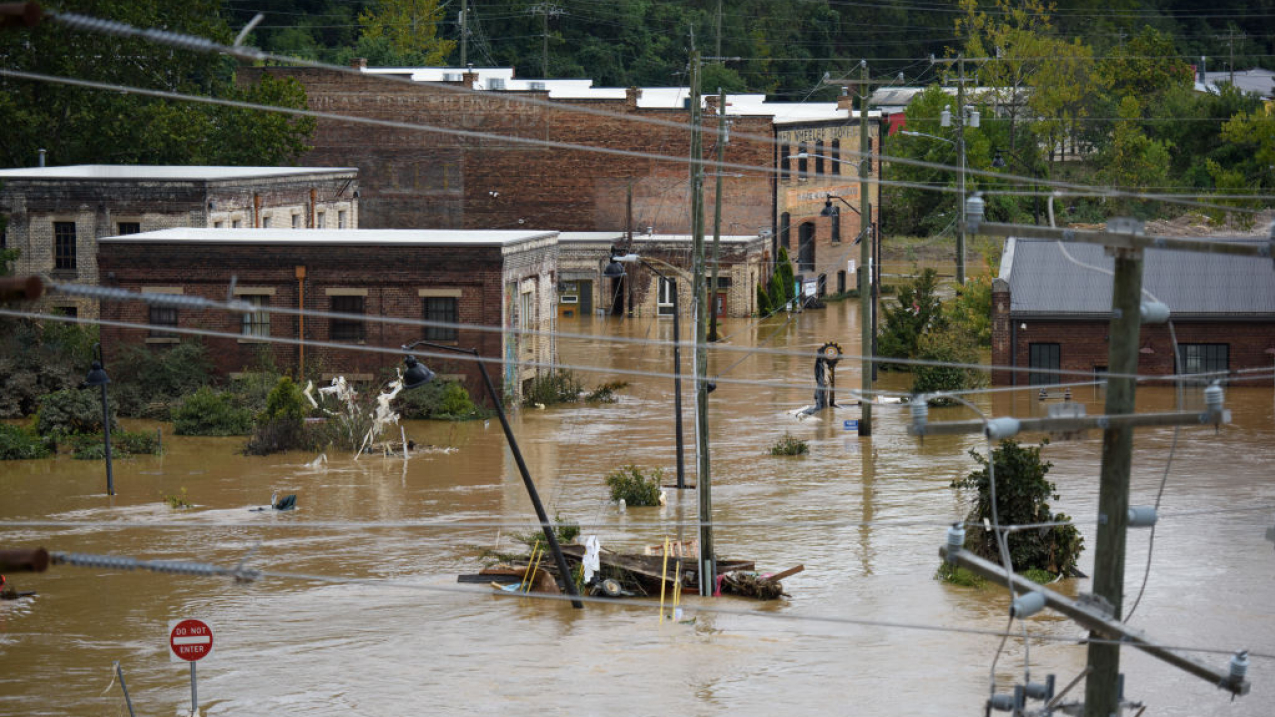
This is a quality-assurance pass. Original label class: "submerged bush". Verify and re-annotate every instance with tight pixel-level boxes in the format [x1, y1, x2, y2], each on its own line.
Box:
[522, 369, 583, 407]
[0, 424, 54, 460]
[109, 340, 215, 419]
[69, 429, 162, 459]
[769, 433, 809, 456]
[36, 388, 117, 439]
[244, 377, 309, 455]
[395, 378, 481, 420]
[173, 387, 254, 436]
[605, 464, 663, 506]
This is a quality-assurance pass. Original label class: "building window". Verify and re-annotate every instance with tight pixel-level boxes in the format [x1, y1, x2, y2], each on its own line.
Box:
[780, 145, 791, 182]
[117, 222, 140, 235]
[817, 274, 827, 297]
[337, 210, 347, 229]
[1028, 343, 1060, 386]
[53, 305, 78, 319]
[423, 296, 459, 341]
[780, 212, 791, 249]
[1178, 343, 1228, 378]
[232, 219, 242, 229]
[240, 295, 270, 337]
[798, 222, 815, 272]
[830, 207, 841, 244]
[814, 140, 825, 175]
[292, 214, 302, 229]
[316, 211, 325, 228]
[262, 216, 271, 228]
[831, 139, 841, 176]
[149, 306, 178, 339]
[797, 143, 808, 180]
[53, 222, 76, 271]
[519, 290, 535, 351]
[214, 221, 224, 229]
[837, 270, 846, 294]
[330, 295, 365, 341]
[657, 277, 675, 316]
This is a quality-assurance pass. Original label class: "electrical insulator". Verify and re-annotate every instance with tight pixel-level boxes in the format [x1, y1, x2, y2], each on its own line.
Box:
[1139, 300, 1170, 324]
[946, 523, 965, 563]
[965, 194, 985, 233]
[987, 692, 1019, 712]
[1127, 506, 1158, 527]
[1023, 675, 1055, 701]
[1230, 650, 1249, 682]
[911, 398, 929, 434]
[984, 417, 1021, 440]
[1011, 591, 1047, 618]
[940, 104, 952, 128]
[1205, 383, 1224, 414]
[967, 109, 980, 128]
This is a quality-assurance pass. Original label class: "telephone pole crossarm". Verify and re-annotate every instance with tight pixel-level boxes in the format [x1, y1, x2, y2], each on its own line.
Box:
[910, 408, 1230, 438]
[973, 222, 1275, 261]
[939, 546, 1252, 697]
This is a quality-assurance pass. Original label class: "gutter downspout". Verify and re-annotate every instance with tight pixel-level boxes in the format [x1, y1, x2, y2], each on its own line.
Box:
[310, 187, 316, 228]
[295, 265, 307, 377]
[254, 193, 262, 228]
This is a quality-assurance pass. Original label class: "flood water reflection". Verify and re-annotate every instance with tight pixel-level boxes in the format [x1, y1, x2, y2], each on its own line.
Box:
[2, 298, 1274, 716]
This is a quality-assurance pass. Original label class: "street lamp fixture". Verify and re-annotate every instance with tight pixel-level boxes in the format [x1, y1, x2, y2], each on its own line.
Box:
[80, 343, 114, 496]
[400, 340, 584, 609]
[604, 251, 687, 490]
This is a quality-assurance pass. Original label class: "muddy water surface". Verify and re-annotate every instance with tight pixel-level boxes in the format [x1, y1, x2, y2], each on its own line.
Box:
[2, 298, 1273, 716]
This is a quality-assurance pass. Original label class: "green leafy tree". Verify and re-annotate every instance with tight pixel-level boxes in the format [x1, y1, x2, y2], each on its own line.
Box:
[1098, 96, 1172, 214]
[173, 387, 254, 436]
[357, 0, 456, 66]
[0, 0, 314, 168]
[953, 440, 1083, 578]
[877, 268, 945, 368]
[911, 326, 987, 403]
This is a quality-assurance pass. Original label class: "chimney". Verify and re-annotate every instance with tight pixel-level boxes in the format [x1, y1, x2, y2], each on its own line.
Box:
[705, 94, 720, 115]
[350, 57, 367, 70]
[462, 71, 478, 89]
[837, 88, 855, 112]
[37, 148, 46, 167]
[625, 86, 642, 111]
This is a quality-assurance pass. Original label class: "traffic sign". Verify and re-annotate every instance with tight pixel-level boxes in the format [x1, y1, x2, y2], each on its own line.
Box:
[169, 619, 214, 663]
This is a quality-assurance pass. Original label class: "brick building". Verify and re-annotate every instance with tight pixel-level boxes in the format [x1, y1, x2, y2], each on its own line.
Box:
[0, 165, 359, 318]
[246, 65, 776, 238]
[991, 238, 1275, 386]
[97, 228, 558, 404]
[557, 232, 769, 319]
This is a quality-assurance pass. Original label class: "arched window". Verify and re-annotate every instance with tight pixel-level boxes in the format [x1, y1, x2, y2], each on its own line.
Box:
[797, 143, 808, 180]
[798, 222, 816, 272]
[780, 144, 791, 181]
[831, 139, 842, 176]
[815, 140, 825, 175]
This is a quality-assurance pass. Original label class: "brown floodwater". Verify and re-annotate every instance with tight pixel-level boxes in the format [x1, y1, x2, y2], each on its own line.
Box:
[2, 297, 1273, 716]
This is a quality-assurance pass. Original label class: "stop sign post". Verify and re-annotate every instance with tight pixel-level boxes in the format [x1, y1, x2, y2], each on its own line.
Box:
[168, 619, 213, 716]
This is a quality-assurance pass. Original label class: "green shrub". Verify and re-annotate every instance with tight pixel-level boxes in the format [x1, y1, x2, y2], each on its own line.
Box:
[109, 340, 214, 419]
[769, 433, 809, 456]
[510, 513, 581, 550]
[0, 424, 54, 460]
[522, 369, 583, 407]
[164, 488, 193, 509]
[584, 381, 627, 403]
[69, 429, 162, 459]
[878, 267, 945, 369]
[952, 440, 1084, 578]
[36, 388, 117, 439]
[0, 318, 97, 418]
[173, 387, 254, 436]
[244, 377, 309, 455]
[911, 327, 988, 404]
[605, 464, 664, 506]
[395, 378, 481, 419]
[755, 282, 772, 316]
[227, 370, 287, 414]
[936, 563, 986, 588]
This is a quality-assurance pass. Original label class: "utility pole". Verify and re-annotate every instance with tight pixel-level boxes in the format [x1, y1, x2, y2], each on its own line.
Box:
[688, 49, 715, 596]
[857, 60, 873, 436]
[1084, 223, 1145, 717]
[955, 54, 967, 285]
[1216, 31, 1245, 84]
[459, 0, 467, 68]
[708, 86, 726, 343]
[528, 3, 560, 77]
[714, 0, 722, 58]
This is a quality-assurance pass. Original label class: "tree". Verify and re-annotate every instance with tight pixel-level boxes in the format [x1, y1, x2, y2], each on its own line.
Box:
[0, 0, 314, 168]
[1098, 96, 1172, 215]
[911, 326, 987, 403]
[953, 440, 1084, 578]
[877, 268, 945, 368]
[357, 0, 456, 66]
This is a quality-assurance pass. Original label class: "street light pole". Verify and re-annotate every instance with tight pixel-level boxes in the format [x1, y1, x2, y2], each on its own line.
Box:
[857, 60, 873, 436]
[604, 254, 686, 489]
[81, 343, 114, 496]
[401, 341, 584, 609]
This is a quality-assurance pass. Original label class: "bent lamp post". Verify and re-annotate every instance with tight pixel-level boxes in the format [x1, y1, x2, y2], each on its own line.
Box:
[603, 252, 687, 489]
[81, 343, 114, 496]
[400, 341, 583, 609]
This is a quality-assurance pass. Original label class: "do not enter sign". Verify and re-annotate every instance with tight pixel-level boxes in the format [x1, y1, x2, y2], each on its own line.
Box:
[169, 619, 214, 663]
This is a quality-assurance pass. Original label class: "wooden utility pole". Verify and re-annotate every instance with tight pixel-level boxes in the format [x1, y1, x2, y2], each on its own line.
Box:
[708, 87, 726, 342]
[857, 61, 873, 436]
[955, 54, 967, 285]
[689, 50, 715, 596]
[1084, 226, 1145, 717]
[459, 0, 467, 68]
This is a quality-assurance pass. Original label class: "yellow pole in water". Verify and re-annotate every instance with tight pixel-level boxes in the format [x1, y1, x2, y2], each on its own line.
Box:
[521, 543, 543, 594]
[659, 537, 670, 624]
[672, 558, 683, 621]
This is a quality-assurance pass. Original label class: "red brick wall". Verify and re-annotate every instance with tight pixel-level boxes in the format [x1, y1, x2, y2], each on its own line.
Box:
[997, 318, 1275, 385]
[97, 242, 510, 401]
[244, 68, 775, 235]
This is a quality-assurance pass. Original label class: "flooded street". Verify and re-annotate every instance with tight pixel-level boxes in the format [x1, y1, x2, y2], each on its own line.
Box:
[2, 297, 1274, 716]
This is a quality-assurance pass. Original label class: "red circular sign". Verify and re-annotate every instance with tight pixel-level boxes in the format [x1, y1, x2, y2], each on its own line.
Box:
[169, 619, 214, 662]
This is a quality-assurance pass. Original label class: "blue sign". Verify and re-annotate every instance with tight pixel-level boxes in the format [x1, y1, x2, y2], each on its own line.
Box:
[844, 419, 859, 431]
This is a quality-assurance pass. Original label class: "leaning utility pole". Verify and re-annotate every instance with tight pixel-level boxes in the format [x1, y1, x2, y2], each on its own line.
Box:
[688, 49, 715, 596]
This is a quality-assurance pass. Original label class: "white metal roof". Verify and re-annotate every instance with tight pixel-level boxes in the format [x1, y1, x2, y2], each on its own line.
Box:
[100, 228, 557, 246]
[0, 165, 357, 180]
[559, 232, 761, 244]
